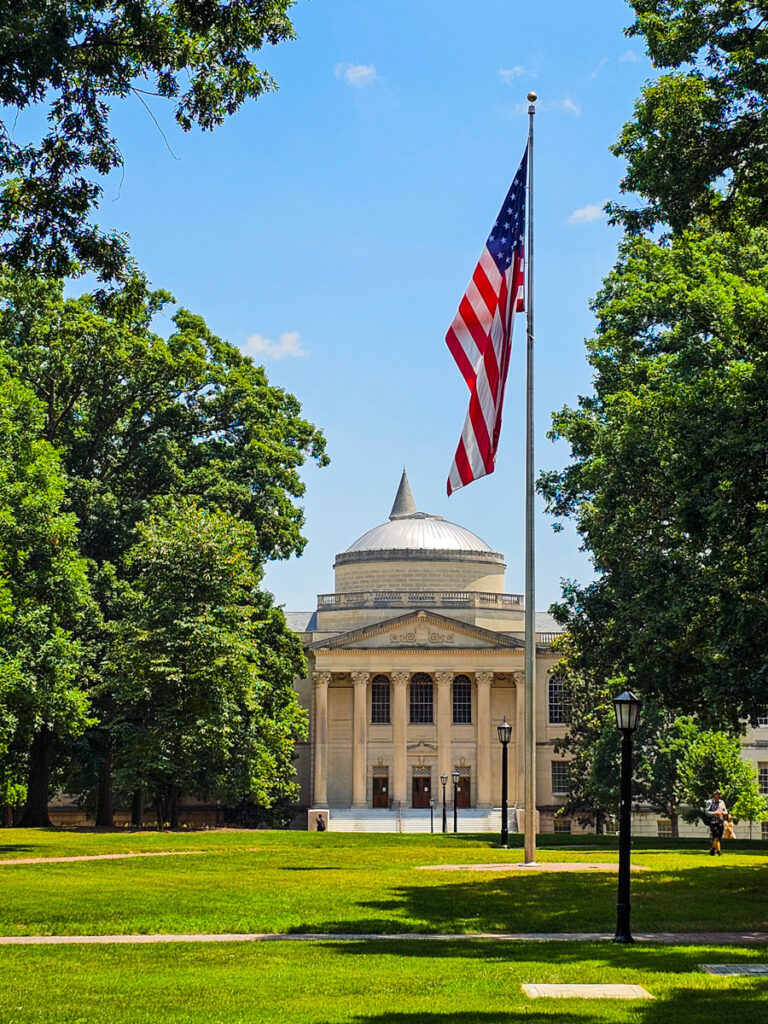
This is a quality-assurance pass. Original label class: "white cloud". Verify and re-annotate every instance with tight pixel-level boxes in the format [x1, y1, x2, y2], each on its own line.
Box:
[559, 97, 581, 116]
[335, 63, 378, 87]
[568, 202, 607, 225]
[499, 66, 532, 84]
[243, 330, 308, 360]
[619, 50, 642, 63]
[589, 57, 610, 80]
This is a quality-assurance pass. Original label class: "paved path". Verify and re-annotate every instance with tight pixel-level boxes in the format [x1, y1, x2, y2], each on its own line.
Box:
[2, 931, 766, 946]
[0, 851, 207, 867]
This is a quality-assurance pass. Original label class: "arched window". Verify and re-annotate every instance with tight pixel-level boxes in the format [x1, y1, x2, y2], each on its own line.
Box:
[371, 675, 390, 724]
[452, 675, 472, 724]
[548, 675, 569, 724]
[410, 672, 434, 724]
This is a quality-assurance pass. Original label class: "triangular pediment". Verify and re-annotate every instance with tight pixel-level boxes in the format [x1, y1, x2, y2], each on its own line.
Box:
[307, 609, 524, 652]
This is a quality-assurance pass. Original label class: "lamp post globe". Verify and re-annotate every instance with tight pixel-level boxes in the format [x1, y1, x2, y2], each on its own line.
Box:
[452, 770, 460, 834]
[612, 689, 642, 944]
[497, 719, 512, 848]
[440, 773, 448, 834]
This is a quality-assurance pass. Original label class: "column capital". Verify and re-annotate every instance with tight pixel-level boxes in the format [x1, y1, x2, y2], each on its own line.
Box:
[391, 671, 410, 687]
[313, 671, 332, 689]
[351, 671, 370, 688]
[475, 671, 494, 687]
[435, 671, 453, 687]
[512, 671, 524, 687]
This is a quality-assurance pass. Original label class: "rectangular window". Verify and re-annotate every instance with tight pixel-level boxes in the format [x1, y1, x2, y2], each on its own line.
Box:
[756, 711, 768, 728]
[553, 819, 571, 834]
[452, 677, 472, 724]
[371, 678, 390, 724]
[657, 820, 673, 838]
[763, 821, 768, 841]
[410, 680, 434, 724]
[548, 676, 569, 725]
[551, 761, 569, 795]
[758, 763, 768, 796]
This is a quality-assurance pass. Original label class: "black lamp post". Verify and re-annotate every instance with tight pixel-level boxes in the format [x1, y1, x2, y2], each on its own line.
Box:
[440, 774, 448, 834]
[612, 689, 642, 945]
[430, 799, 435, 834]
[497, 718, 512, 848]
[452, 770, 460, 834]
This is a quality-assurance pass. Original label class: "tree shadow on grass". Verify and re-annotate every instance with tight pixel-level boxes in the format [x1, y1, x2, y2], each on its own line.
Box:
[0, 844, 35, 856]
[296, 861, 768, 936]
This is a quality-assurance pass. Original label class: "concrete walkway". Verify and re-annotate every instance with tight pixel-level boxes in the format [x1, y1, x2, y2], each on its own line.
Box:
[2, 931, 766, 946]
[0, 851, 207, 866]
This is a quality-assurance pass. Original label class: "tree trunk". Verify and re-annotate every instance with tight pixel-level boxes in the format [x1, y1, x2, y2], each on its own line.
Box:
[131, 788, 143, 828]
[95, 743, 114, 828]
[168, 785, 180, 830]
[2, 804, 11, 828]
[18, 727, 54, 827]
[595, 808, 605, 835]
[155, 797, 165, 831]
[670, 811, 680, 838]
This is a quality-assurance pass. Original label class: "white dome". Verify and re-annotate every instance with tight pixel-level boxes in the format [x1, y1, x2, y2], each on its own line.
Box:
[345, 513, 496, 555]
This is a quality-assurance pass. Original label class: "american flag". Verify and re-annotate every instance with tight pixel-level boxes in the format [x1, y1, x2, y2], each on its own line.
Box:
[446, 148, 528, 495]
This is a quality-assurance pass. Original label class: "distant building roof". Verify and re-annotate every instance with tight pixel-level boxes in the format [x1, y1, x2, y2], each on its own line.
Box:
[284, 611, 317, 633]
[341, 472, 502, 560]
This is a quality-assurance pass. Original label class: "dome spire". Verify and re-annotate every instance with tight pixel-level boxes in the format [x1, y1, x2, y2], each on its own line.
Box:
[389, 469, 417, 520]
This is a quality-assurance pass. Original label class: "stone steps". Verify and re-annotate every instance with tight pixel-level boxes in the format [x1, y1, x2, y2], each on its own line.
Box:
[326, 807, 519, 834]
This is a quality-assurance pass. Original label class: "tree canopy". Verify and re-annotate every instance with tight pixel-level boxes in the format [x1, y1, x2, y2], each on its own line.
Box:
[111, 499, 307, 827]
[0, 377, 94, 824]
[613, 2, 768, 232]
[0, 270, 327, 825]
[0, 1, 297, 278]
[543, 222, 768, 726]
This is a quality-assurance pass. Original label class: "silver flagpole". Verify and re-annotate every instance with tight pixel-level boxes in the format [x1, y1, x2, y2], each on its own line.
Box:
[523, 91, 537, 865]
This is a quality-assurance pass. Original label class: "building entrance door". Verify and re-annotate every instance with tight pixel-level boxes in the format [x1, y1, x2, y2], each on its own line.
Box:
[372, 776, 389, 808]
[412, 776, 431, 808]
[456, 775, 471, 808]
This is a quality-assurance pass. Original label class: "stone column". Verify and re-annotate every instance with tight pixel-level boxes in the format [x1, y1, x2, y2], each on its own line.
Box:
[312, 672, 331, 806]
[515, 671, 526, 810]
[435, 672, 453, 787]
[475, 671, 494, 807]
[391, 672, 409, 807]
[351, 672, 369, 808]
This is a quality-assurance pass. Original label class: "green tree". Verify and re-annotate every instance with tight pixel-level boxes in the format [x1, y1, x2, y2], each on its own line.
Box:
[0, 1, 297, 279]
[0, 271, 327, 824]
[678, 730, 763, 825]
[0, 377, 94, 826]
[634, 709, 698, 837]
[112, 499, 306, 827]
[612, 2, 768, 232]
[542, 221, 768, 727]
[731, 782, 768, 838]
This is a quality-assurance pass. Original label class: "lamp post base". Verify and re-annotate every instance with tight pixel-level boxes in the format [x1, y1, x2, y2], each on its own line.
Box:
[613, 903, 634, 944]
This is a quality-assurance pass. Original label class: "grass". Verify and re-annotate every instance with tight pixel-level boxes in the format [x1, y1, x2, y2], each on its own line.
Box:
[0, 830, 766, 937]
[2, 830, 767, 1023]
[1, 940, 767, 1023]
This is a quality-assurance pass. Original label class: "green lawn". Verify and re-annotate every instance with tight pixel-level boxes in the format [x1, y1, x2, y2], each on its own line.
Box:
[1, 940, 766, 1024]
[0, 830, 766, 937]
[2, 831, 767, 1023]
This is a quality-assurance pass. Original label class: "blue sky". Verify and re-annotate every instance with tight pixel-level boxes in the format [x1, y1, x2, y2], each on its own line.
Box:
[87, 0, 652, 611]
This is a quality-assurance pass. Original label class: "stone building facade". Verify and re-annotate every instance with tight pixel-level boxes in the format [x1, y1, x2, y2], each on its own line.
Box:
[288, 472, 571, 832]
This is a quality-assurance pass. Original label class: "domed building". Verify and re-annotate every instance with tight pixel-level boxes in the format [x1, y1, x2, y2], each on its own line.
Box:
[288, 472, 569, 833]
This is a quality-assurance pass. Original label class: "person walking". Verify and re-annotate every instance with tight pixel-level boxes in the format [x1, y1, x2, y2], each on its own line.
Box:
[705, 789, 728, 856]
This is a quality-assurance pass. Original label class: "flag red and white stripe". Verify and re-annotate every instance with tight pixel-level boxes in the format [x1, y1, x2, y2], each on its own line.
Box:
[446, 148, 527, 494]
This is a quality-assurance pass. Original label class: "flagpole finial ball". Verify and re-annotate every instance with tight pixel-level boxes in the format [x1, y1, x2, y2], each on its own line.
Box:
[527, 91, 538, 103]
